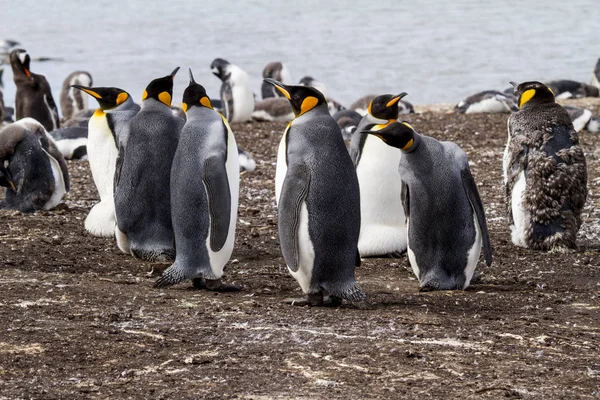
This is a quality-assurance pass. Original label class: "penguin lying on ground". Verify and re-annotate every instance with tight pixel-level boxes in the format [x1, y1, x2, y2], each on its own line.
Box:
[50, 126, 88, 159]
[504, 81, 588, 251]
[564, 106, 600, 133]
[452, 90, 518, 114]
[252, 97, 294, 122]
[545, 80, 599, 99]
[60, 71, 92, 121]
[350, 94, 414, 116]
[72, 85, 140, 238]
[333, 109, 362, 143]
[114, 68, 184, 261]
[261, 61, 293, 99]
[363, 121, 492, 290]
[9, 49, 60, 131]
[155, 69, 241, 291]
[0, 118, 69, 212]
[210, 58, 254, 123]
[264, 78, 369, 308]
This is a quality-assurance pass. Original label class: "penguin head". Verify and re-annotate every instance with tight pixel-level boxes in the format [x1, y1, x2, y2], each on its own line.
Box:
[368, 93, 408, 120]
[510, 81, 555, 109]
[263, 78, 327, 117]
[181, 69, 213, 113]
[141, 67, 179, 107]
[9, 49, 31, 78]
[363, 121, 416, 151]
[210, 58, 231, 81]
[71, 86, 131, 110]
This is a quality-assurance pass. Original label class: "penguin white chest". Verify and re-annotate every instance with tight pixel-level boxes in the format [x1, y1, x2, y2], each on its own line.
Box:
[510, 171, 528, 246]
[87, 114, 118, 199]
[287, 201, 315, 293]
[42, 152, 66, 210]
[275, 127, 289, 204]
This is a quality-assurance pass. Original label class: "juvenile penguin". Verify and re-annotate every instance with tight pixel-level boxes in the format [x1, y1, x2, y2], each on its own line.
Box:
[50, 126, 88, 159]
[349, 93, 409, 258]
[9, 49, 60, 131]
[333, 109, 362, 142]
[264, 78, 368, 308]
[592, 57, 600, 89]
[504, 81, 588, 251]
[0, 118, 69, 212]
[72, 85, 140, 237]
[452, 90, 518, 114]
[155, 70, 241, 291]
[365, 121, 493, 290]
[114, 68, 184, 262]
[60, 71, 93, 121]
[252, 97, 294, 122]
[210, 58, 254, 123]
[261, 61, 293, 99]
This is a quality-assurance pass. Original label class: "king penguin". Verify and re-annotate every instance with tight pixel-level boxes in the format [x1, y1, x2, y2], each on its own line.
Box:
[71, 85, 140, 237]
[155, 69, 241, 291]
[349, 93, 409, 258]
[504, 81, 588, 251]
[263, 78, 368, 308]
[210, 58, 254, 123]
[10, 49, 60, 132]
[363, 121, 493, 290]
[60, 71, 93, 121]
[114, 68, 184, 262]
[0, 118, 69, 212]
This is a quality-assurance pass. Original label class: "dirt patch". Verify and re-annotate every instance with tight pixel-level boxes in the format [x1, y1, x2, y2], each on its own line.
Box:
[1, 100, 600, 399]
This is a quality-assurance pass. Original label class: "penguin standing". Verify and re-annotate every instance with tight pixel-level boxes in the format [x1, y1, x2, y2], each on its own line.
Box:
[264, 78, 368, 308]
[0, 118, 69, 212]
[210, 58, 254, 123]
[71, 85, 140, 237]
[349, 93, 409, 258]
[60, 71, 93, 121]
[155, 70, 241, 291]
[364, 121, 492, 290]
[261, 61, 293, 99]
[504, 81, 588, 251]
[9, 49, 60, 131]
[114, 68, 184, 262]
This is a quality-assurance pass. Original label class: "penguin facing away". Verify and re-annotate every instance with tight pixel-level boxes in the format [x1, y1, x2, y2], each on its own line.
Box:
[261, 61, 293, 99]
[71, 85, 140, 237]
[0, 118, 69, 212]
[364, 121, 493, 290]
[114, 68, 184, 262]
[10, 49, 60, 132]
[349, 93, 409, 258]
[60, 71, 93, 121]
[264, 78, 369, 308]
[210, 58, 254, 123]
[504, 81, 588, 251]
[155, 69, 241, 291]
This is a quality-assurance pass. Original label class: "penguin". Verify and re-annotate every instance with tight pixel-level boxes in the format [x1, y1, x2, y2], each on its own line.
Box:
[263, 78, 368, 308]
[333, 109, 362, 143]
[592, 57, 600, 89]
[362, 121, 493, 290]
[60, 71, 93, 121]
[71, 85, 140, 238]
[0, 39, 19, 64]
[251, 97, 294, 122]
[349, 93, 409, 258]
[452, 90, 518, 114]
[62, 109, 95, 128]
[0, 118, 69, 212]
[210, 58, 254, 123]
[504, 81, 588, 251]
[563, 106, 600, 133]
[350, 94, 415, 116]
[50, 126, 88, 159]
[0, 89, 7, 124]
[114, 67, 184, 262]
[261, 61, 293, 99]
[298, 76, 346, 116]
[155, 69, 241, 291]
[546, 80, 599, 99]
[9, 49, 60, 132]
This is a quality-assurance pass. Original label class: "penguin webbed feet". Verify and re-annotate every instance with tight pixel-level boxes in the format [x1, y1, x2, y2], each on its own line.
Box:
[192, 277, 243, 292]
[283, 292, 373, 309]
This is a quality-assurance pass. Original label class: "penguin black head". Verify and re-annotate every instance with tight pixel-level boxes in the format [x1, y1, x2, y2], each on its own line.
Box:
[9, 49, 31, 78]
[368, 93, 408, 120]
[263, 78, 327, 117]
[181, 69, 213, 113]
[363, 121, 416, 151]
[71, 86, 131, 110]
[142, 67, 180, 107]
[210, 58, 231, 81]
[510, 81, 555, 109]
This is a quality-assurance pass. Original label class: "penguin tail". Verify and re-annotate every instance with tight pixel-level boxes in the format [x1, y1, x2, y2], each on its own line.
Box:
[84, 201, 116, 238]
[131, 247, 175, 263]
[154, 262, 186, 288]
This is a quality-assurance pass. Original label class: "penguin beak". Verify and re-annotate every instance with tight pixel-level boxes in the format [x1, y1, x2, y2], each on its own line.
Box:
[188, 68, 196, 84]
[71, 85, 102, 99]
[386, 92, 408, 107]
[170, 67, 180, 79]
[263, 78, 291, 100]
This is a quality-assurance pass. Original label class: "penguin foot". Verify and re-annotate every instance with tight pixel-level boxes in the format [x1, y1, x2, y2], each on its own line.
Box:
[350, 299, 374, 310]
[386, 250, 406, 258]
[283, 292, 325, 307]
[470, 270, 483, 284]
[192, 278, 242, 292]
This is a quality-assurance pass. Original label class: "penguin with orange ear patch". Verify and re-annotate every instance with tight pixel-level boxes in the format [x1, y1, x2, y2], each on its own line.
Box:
[114, 68, 184, 262]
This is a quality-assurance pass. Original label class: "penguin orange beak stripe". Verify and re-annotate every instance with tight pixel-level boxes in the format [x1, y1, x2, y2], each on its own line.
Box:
[24, 69, 31, 78]
[79, 88, 103, 99]
[273, 85, 291, 100]
[386, 96, 401, 107]
[264, 78, 291, 100]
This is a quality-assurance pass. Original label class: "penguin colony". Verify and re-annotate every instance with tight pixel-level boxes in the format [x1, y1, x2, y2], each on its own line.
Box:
[0, 45, 597, 307]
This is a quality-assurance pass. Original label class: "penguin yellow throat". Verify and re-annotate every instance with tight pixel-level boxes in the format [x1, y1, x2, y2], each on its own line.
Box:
[93, 109, 105, 117]
[374, 119, 397, 131]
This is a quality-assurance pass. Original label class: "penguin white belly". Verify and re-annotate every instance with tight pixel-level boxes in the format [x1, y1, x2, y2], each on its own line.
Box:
[231, 85, 254, 123]
[463, 212, 482, 289]
[87, 114, 118, 200]
[206, 130, 240, 278]
[406, 218, 420, 280]
[465, 98, 508, 114]
[55, 138, 88, 159]
[274, 127, 289, 204]
[42, 152, 66, 210]
[356, 136, 406, 256]
[571, 109, 592, 132]
[502, 139, 510, 185]
[555, 92, 573, 100]
[510, 171, 528, 247]
[288, 201, 315, 293]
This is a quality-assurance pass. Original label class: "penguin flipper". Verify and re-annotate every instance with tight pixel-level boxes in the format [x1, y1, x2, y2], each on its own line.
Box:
[203, 155, 231, 252]
[401, 180, 409, 221]
[114, 144, 125, 193]
[278, 163, 310, 273]
[461, 168, 493, 266]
